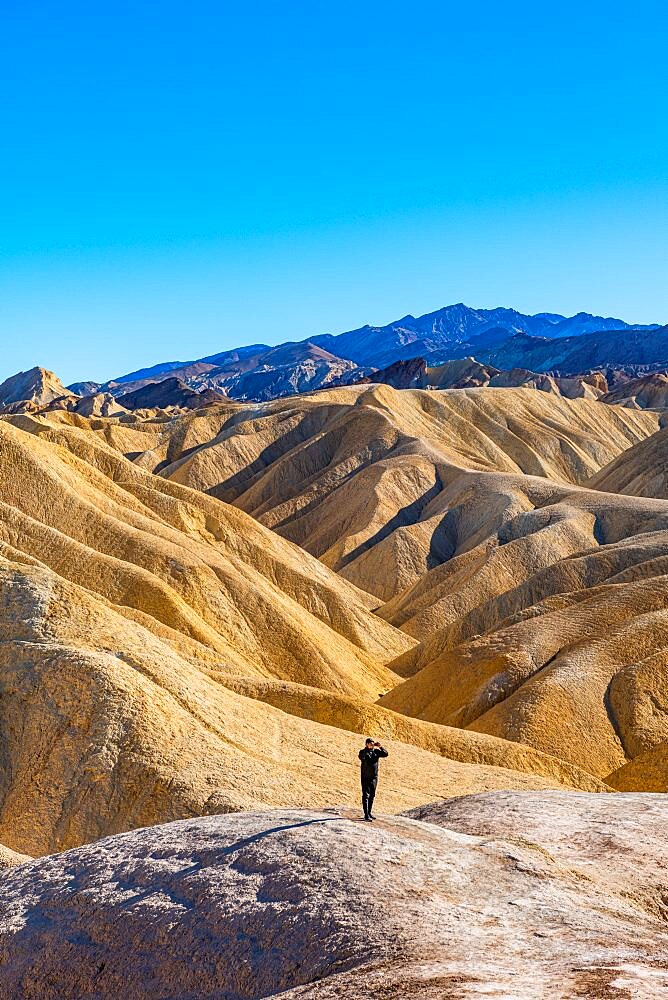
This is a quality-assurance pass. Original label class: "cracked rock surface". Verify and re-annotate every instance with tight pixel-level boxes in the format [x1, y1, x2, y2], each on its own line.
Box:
[0, 791, 666, 999]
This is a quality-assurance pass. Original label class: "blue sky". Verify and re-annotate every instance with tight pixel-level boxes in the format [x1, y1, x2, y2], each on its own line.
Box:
[1, 0, 667, 384]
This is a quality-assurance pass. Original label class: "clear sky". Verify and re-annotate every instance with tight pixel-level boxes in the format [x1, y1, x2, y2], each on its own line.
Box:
[1, 0, 667, 384]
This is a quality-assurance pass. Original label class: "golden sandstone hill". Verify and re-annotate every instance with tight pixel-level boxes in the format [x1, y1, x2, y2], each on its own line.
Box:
[589, 424, 668, 499]
[128, 384, 657, 597]
[0, 382, 667, 862]
[0, 407, 601, 856]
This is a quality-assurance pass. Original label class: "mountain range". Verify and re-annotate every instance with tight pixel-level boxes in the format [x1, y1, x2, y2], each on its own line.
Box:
[1, 338, 668, 994]
[61, 303, 664, 404]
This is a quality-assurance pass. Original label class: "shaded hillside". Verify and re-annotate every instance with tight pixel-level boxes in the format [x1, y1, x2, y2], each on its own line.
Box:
[103, 342, 357, 402]
[117, 376, 226, 410]
[350, 355, 608, 397]
[477, 325, 668, 374]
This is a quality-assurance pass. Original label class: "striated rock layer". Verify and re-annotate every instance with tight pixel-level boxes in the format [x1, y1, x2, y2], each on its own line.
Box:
[0, 384, 666, 855]
[0, 408, 595, 856]
[144, 385, 658, 599]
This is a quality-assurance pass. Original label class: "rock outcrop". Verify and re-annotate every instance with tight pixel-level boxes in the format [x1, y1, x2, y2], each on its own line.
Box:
[0, 794, 666, 998]
[0, 366, 75, 411]
[71, 392, 129, 417]
[117, 376, 227, 410]
[599, 371, 668, 409]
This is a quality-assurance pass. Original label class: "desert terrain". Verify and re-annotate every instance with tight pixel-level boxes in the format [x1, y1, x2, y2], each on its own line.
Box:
[0, 371, 666, 996]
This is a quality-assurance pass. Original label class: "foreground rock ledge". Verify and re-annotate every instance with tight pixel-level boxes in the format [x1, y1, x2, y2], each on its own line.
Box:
[0, 791, 666, 999]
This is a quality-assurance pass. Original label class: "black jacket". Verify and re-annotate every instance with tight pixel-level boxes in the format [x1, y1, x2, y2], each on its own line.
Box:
[359, 746, 388, 780]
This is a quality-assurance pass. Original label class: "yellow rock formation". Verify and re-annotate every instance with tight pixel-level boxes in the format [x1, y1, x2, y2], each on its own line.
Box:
[129, 385, 656, 599]
[1, 383, 667, 855]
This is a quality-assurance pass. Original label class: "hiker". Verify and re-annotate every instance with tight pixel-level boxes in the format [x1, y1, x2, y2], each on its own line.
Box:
[358, 738, 388, 821]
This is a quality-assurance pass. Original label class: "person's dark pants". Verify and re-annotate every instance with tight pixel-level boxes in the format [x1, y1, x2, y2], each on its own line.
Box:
[361, 776, 377, 817]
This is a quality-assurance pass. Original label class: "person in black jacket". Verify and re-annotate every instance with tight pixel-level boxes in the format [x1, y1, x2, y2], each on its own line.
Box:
[358, 738, 388, 821]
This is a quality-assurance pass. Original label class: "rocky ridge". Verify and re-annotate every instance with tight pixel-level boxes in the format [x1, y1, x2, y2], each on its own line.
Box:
[20, 302, 656, 406]
[0, 793, 665, 998]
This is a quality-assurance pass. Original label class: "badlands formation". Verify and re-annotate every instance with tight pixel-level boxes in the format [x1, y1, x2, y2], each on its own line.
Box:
[0, 379, 667, 994]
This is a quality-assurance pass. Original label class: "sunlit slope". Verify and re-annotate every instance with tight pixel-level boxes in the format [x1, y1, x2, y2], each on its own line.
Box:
[222, 675, 606, 792]
[140, 386, 657, 599]
[380, 547, 668, 782]
[589, 424, 668, 500]
[2, 385, 664, 855]
[379, 478, 668, 641]
[367, 448, 668, 789]
[0, 559, 584, 856]
[24, 391, 668, 797]
[0, 412, 595, 855]
[607, 742, 668, 791]
[0, 413, 412, 692]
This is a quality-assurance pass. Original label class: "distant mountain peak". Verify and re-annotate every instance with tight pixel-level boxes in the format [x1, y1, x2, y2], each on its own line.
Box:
[0, 366, 75, 410]
[117, 377, 227, 411]
[54, 301, 663, 407]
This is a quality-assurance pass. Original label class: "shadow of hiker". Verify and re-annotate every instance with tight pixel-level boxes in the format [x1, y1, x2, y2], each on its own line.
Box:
[119, 817, 343, 910]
